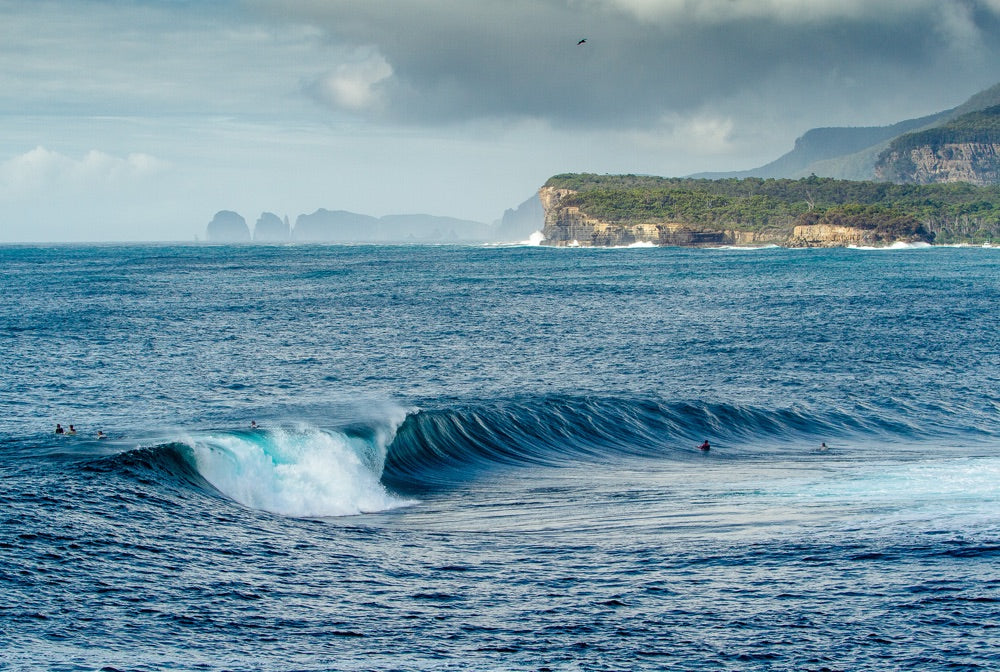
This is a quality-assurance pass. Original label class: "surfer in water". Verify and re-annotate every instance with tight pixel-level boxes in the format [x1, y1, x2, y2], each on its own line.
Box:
[55, 424, 64, 434]
[66, 425, 77, 435]
[698, 439, 711, 451]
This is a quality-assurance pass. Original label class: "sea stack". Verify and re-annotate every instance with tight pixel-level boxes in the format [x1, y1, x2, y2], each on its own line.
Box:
[206, 211, 251, 242]
[254, 212, 290, 241]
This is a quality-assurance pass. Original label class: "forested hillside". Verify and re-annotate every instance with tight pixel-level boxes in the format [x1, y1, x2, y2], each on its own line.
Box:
[545, 174, 1000, 243]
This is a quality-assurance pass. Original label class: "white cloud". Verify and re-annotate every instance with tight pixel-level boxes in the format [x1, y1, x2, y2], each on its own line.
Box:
[0, 147, 167, 200]
[316, 50, 393, 112]
[934, 2, 986, 57]
[620, 113, 735, 158]
[676, 116, 735, 154]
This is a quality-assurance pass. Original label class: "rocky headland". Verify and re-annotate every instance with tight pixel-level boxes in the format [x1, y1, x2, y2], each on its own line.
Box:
[538, 174, 1000, 247]
[539, 186, 786, 247]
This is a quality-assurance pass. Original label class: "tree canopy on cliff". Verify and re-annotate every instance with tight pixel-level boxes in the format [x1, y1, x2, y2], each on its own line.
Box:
[879, 105, 1000, 156]
[544, 173, 1000, 243]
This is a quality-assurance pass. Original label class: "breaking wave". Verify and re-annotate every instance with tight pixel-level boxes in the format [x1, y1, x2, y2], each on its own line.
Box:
[88, 394, 997, 515]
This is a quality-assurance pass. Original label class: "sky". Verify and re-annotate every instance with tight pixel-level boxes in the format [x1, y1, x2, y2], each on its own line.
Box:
[3, 0, 1000, 242]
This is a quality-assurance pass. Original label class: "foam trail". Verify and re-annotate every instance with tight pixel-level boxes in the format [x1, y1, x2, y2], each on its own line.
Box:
[186, 424, 413, 517]
[848, 241, 933, 250]
[806, 456, 1000, 505]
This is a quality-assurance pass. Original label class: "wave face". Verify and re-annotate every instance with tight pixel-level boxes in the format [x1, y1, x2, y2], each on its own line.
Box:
[84, 394, 996, 514]
[381, 394, 965, 491]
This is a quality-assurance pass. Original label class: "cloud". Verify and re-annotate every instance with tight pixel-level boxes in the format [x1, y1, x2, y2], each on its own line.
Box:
[0, 0, 332, 119]
[0, 147, 167, 200]
[604, 0, 908, 24]
[273, 0, 1000, 128]
[933, 2, 987, 58]
[313, 49, 394, 112]
[8, 0, 1000, 132]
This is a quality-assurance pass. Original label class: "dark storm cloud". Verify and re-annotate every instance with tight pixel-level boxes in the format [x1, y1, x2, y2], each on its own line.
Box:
[271, 0, 1000, 127]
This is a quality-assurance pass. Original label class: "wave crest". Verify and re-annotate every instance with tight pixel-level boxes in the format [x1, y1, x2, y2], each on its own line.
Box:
[381, 395, 890, 490]
[183, 424, 413, 517]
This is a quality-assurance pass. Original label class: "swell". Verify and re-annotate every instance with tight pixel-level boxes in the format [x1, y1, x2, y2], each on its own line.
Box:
[76, 394, 992, 512]
[83, 441, 211, 491]
[381, 394, 931, 491]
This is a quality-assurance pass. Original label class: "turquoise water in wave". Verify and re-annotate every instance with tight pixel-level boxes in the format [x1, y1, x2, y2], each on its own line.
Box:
[1, 244, 998, 670]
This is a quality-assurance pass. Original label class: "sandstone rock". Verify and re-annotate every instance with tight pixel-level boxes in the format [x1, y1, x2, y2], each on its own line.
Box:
[876, 143, 1000, 185]
[539, 186, 785, 247]
[785, 224, 881, 247]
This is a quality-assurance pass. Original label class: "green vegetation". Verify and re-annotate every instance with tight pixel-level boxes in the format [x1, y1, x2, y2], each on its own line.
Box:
[544, 173, 1000, 244]
[794, 205, 927, 240]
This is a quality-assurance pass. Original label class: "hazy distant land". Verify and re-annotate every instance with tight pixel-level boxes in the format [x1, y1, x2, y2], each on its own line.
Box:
[206, 197, 543, 243]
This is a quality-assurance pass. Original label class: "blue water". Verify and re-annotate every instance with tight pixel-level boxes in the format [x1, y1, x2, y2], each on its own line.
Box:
[1, 243, 998, 671]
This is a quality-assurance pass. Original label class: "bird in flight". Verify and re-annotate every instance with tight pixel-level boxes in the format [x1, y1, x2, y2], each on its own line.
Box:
[577, 38, 587, 45]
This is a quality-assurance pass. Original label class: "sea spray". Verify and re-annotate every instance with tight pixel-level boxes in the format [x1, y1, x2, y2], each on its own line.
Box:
[185, 424, 413, 517]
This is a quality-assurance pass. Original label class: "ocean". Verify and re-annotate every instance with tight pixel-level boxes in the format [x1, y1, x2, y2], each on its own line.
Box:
[1, 243, 997, 671]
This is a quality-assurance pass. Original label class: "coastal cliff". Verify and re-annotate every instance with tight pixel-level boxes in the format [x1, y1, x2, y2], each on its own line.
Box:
[538, 174, 956, 248]
[786, 224, 907, 248]
[875, 143, 1000, 185]
[874, 105, 1000, 185]
[540, 186, 783, 246]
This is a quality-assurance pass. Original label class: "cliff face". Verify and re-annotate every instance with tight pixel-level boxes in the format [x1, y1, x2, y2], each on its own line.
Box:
[875, 143, 1000, 185]
[786, 224, 895, 248]
[539, 186, 784, 247]
[539, 186, 933, 248]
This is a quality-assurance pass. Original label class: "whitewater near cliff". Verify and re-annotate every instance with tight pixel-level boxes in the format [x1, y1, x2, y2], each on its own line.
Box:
[1, 243, 997, 671]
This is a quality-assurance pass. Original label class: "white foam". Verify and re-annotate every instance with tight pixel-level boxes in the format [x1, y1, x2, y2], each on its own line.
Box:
[186, 424, 414, 518]
[848, 241, 933, 251]
[786, 456, 1000, 525]
[706, 244, 781, 251]
[524, 230, 545, 246]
